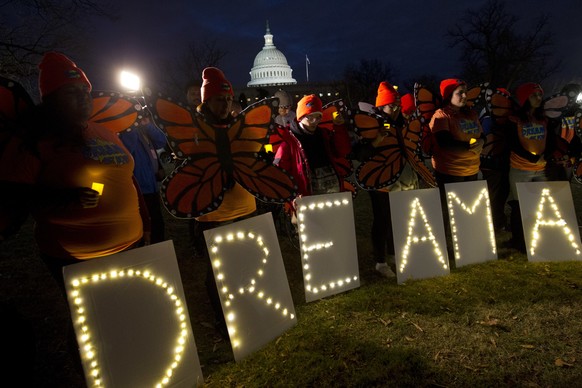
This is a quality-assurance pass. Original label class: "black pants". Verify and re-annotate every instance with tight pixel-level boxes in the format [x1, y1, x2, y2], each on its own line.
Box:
[368, 190, 394, 264]
[482, 168, 510, 231]
[143, 192, 165, 244]
[193, 212, 257, 327]
[435, 172, 479, 268]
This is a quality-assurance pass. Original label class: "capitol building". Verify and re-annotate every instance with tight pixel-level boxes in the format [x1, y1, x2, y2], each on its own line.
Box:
[247, 22, 296, 87]
[236, 22, 346, 108]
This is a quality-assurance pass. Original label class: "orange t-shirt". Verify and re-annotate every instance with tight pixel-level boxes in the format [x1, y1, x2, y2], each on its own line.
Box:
[509, 116, 548, 171]
[429, 107, 483, 176]
[0, 122, 143, 259]
[195, 182, 256, 222]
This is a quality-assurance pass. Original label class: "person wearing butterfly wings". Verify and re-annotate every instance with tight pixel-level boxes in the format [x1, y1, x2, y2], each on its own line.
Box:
[506, 83, 557, 252]
[0, 52, 148, 284]
[190, 67, 259, 338]
[353, 82, 421, 278]
[429, 79, 485, 264]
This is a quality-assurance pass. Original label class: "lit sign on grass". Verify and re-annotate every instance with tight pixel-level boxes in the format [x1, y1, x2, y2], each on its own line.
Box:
[445, 181, 497, 266]
[295, 192, 360, 302]
[63, 241, 203, 387]
[516, 181, 582, 262]
[389, 188, 450, 284]
[204, 213, 297, 361]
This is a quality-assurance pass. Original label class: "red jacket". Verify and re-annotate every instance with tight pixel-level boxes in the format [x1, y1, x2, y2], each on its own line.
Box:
[273, 122, 351, 196]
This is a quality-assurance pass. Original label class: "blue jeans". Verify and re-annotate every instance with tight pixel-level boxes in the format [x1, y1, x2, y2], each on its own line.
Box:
[508, 167, 548, 201]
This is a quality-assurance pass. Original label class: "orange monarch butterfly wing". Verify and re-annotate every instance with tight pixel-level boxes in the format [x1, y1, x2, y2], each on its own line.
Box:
[414, 83, 441, 156]
[320, 99, 346, 132]
[229, 98, 297, 203]
[481, 89, 515, 161]
[401, 118, 436, 187]
[543, 92, 571, 119]
[573, 157, 582, 184]
[486, 88, 515, 126]
[465, 82, 489, 111]
[575, 110, 582, 142]
[352, 109, 381, 140]
[145, 89, 225, 217]
[342, 178, 359, 199]
[320, 99, 354, 178]
[161, 156, 227, 218]
[145, 89, 207, 160]
[414, 83, 440, 123]
[354, 112, 404, 189]
[90, 91, 143, 133]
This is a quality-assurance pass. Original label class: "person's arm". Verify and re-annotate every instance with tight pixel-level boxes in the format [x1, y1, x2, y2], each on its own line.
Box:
[133, 176, 151, 245]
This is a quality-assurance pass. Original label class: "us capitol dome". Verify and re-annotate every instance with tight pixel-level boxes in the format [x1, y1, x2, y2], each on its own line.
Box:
[247, 22, 297, 87]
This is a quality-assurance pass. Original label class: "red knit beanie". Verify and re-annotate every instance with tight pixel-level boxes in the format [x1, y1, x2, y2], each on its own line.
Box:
[515, 82, 543, 107]
[400, 93, 415, 116]
[201, 67, 234, 102]
[375, 82, 400, 107]
[296, 94, 323, 120]
[440, 78, 466, 101]
[38, 52, 91, 99]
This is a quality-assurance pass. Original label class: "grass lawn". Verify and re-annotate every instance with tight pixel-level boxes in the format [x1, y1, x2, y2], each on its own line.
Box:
[2, 182, 582, 387]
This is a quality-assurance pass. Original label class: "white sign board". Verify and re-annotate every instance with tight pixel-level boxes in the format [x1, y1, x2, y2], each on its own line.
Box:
[295, 192, 360, 302]
[63, 240, 203, 387]
[204, 213, 297, 362]
[444, 181, 497, 266]
[389, 188, 450, 284]
[516, 181, 582, 262]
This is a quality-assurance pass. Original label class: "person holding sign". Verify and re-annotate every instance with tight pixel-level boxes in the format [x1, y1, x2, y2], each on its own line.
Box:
[506, 83, 555, 252]
[429, 78, 485, 262]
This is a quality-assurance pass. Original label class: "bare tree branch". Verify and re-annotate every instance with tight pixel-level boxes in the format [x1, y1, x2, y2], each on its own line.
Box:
[447, 0, 559, 89]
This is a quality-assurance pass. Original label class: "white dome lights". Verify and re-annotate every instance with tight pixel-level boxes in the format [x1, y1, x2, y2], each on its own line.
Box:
[247, 21, 297, 87]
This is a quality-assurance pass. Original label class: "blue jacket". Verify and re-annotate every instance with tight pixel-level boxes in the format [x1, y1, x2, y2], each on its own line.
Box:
[119, 122, 167, 194]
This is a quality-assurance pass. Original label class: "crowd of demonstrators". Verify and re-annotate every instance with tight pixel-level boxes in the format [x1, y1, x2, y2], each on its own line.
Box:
[118, 113, 168, 244]
[3, 49, 582, 380]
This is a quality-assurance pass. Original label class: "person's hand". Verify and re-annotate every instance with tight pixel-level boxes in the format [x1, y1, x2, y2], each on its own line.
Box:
[371, 129, 390, 148]
[78, 187, 100, 208]
[469, 138, 484, 154]
[257, 148, 275, 164]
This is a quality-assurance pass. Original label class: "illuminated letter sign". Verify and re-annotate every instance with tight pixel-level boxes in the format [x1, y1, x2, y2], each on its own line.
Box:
[295, 192, 360, 302]
[204, 213, 297, 361]
[516, 181, 582, 262]
[389, 188, 450, 284]
[445, 181, 497, 266]
[63, 241, 203, 387]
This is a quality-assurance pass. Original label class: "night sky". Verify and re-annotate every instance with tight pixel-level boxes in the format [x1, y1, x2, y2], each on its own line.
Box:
[80, 0, 582, 95]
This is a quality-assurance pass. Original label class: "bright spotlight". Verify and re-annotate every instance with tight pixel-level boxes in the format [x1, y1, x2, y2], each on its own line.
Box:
[576, 92, 582, 104]
[120, 70, 141, 92]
